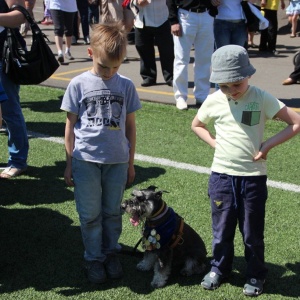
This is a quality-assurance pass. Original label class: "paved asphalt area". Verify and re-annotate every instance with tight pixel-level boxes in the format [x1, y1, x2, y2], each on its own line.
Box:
[30, 0, 299, 111]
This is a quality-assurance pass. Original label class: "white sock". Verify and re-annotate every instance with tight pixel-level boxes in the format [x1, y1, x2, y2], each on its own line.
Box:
[65, 48, 70, 53]
[58, 50, 63, 55]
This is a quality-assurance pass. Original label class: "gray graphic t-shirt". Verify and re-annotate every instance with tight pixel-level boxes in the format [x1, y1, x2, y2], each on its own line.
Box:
[61, 71, 141, 164]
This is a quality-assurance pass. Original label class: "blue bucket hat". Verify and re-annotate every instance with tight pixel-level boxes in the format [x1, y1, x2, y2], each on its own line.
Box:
[210, 45, 256, 84]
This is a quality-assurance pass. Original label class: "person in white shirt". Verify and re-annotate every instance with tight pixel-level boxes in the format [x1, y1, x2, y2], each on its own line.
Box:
[212, 0, 247, 49]
[167, 0, 215, 110]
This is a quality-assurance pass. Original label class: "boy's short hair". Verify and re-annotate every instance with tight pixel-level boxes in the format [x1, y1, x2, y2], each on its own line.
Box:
[90, 21, 127, 61]
[210, 45, 256, 84]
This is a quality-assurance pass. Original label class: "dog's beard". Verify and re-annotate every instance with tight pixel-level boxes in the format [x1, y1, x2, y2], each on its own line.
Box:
[126, 201, 155, 226]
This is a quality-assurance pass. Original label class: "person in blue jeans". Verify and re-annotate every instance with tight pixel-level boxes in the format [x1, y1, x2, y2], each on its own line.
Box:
[0, 80, 8, 130]
[212, 0, 247, 91]
[212, 0, 248, 49]
[0, 0, 29, 179]
[191, 45, 300, 296]
[61, 21, 141, 284]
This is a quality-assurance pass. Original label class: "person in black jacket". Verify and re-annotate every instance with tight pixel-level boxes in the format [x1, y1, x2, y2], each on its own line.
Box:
[282, 52, 300, 85]
[132, 0, 174, 87]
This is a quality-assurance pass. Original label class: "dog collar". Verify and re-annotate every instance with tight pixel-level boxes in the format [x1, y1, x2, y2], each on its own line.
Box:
[150, 200, 167, 219]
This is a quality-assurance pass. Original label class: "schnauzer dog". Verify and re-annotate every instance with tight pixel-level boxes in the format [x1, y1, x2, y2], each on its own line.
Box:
[121, 186, 207, 288]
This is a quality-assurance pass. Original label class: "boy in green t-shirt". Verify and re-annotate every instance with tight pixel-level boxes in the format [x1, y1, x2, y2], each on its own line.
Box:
[192, 45, 300, 296]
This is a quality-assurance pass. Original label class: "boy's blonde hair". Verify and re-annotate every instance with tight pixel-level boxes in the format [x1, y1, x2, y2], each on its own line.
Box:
[90, 21, 127, 62]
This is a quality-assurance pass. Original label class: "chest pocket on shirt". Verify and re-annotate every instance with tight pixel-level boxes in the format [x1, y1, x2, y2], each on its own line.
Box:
[241, 111, 261, 126]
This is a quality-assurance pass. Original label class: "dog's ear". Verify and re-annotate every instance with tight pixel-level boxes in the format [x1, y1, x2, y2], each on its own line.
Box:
[155, 191, 163, 200]
[147, 185, 158, 191]
[155, 189, 169, 197]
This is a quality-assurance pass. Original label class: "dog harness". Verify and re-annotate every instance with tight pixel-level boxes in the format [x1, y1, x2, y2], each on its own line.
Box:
[141, 205, 185, 251]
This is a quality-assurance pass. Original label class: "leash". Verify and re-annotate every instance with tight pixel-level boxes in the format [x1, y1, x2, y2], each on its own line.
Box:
[133, 236, 143, 252]
[120, 238, 144, 257]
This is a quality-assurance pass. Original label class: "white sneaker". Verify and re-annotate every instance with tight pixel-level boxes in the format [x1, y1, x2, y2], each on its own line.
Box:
[176, 98, 188, 110]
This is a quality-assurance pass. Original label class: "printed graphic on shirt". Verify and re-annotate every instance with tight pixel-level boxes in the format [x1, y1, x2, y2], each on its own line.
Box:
[84, 89, 123, 129]
[241, 101, 261, 126]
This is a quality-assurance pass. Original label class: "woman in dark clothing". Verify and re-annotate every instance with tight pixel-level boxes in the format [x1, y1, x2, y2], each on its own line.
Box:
[282, 52, 300, 85]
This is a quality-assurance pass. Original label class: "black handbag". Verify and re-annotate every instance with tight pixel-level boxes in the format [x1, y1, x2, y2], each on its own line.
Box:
[241, 1, 260, 32]
[2, 5, 59, 85]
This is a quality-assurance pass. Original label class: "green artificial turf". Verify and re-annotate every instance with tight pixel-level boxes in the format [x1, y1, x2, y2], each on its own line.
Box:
[0, 85, 299, 300]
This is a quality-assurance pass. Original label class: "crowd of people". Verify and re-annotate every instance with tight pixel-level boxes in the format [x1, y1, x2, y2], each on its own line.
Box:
[12, 0, 299, 101]
[0, 0, 300, 298]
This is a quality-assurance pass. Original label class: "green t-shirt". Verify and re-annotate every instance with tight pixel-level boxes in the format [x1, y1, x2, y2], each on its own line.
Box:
[197, 85, 285, 176]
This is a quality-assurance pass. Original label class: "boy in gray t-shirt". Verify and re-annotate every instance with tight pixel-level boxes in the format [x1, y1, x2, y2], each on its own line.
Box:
[61, 22, 141, 284]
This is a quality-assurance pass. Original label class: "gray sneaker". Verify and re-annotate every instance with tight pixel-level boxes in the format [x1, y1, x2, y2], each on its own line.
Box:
[84, 260, 107, 284]
[243, 278, 265, 296]
[104, 254, 123, 279]
[65, 51, 74, 60]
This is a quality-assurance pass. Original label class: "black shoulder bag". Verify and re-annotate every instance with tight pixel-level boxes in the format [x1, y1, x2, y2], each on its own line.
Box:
[241, 1, 260, 32]
[2, 4, 59, 85]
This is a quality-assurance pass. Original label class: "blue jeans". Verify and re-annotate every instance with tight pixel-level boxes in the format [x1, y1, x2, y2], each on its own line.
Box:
[214, 19, 247, 49]
[208, 172, 268, 280]
[72, 158, 128, 262]
[0, 63, 28, 169]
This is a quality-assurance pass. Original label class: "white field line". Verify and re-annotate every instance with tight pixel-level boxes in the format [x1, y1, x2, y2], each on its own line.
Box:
[28, 131, 300, 193]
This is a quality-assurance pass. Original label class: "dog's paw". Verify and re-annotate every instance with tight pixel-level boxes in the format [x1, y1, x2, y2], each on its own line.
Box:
[180, 260, 206, 276]
[136, 261, 153, 272]
[151, 277, 167, 288]
[137, 252, 157, 271]
[151, 263, 170, 288]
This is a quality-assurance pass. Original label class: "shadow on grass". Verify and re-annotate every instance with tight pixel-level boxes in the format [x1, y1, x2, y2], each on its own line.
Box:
[0, 207, 83, 293]
[0, 161, 72, 206]
[26, 121, 65, 138]
[230, 257, 300, 298]
[132, 165, 166, 187]
[0, 162, 166, 206]
[22, 97, 63, 113]
[0, 205, 298, 299]
[1, 161, 166, 206]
